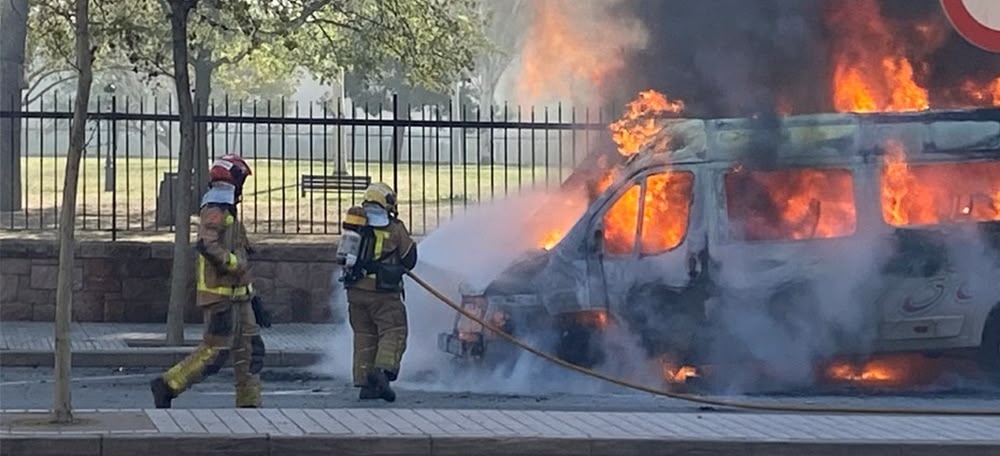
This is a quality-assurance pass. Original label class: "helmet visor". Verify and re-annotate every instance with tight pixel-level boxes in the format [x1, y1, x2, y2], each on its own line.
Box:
[364, 205, 390, 227]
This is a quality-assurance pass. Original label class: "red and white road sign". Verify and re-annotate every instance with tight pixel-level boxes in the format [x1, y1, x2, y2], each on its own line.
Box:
[941, 0, 1000, 52]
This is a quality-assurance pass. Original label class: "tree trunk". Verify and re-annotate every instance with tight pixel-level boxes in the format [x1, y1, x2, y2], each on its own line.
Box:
[0, 0, 27, 212]
[450, 82, 461, 165]
[335, 67, 347, 175]
[165, 0, 197, 346]
[52, 0, 93, 424]
[192, 54, 213, 212]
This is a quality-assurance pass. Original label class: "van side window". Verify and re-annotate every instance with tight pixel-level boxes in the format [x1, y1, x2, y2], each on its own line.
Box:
[603, 184, 640, 255]
[724, 167, 856, 241]
[882, 160, 1000, 226]
[640, 171, 695, 254]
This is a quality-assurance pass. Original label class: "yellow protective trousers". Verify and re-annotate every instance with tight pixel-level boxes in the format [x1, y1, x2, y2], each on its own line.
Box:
[347, 288, 408, 386]
[160, 299, 264, 407]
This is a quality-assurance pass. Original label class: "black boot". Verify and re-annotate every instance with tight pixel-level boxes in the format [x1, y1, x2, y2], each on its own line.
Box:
[366, 369, 396, 403]
[359, 386, 380, 400]
[150, 378, 175, 409]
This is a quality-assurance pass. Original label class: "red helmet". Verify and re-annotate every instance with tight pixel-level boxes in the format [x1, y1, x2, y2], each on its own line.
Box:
[209, 154, 252, 185]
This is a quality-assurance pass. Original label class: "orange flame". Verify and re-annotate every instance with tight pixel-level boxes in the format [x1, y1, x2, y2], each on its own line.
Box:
[833, 56, 929, 113]
[538, 89, 690, 252]
[821, 353, 969, 388]
[960, 77, 1000, 106]
[599, 171, 694, 255]
[661, 356, 698, 384]
[724, 167, 857, 241]
[537, 88, 687, 252]
[639, 172, 694, 253]
[609, 90, 685, 156]
[516, 1, 644, 107]
[824, 360, 898, 385]
[881, 140, 1000, 226]
[540, 230, 564, 250]
[602, 184, 641, 253]
[828, 0, 930, 113]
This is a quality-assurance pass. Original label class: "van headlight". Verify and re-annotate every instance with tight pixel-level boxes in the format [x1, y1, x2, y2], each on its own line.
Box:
[457, 295, 487, 338]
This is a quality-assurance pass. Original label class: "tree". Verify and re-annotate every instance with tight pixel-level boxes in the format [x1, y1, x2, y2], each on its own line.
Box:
[28, 0, 489, 344]
[163, 0, 198, 346]
[297, 0, 487, 175]
[470, 0, 529, 162]
[52, 0, 95, 424]
[0, 0, 28, 212]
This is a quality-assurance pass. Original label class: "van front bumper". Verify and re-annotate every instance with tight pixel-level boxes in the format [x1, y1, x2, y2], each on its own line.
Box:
[438, 331, 483, 358]
[438, 331, 518, 362]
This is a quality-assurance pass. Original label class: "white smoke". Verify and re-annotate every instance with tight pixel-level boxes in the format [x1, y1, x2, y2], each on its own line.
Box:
[704, 230, 891, 392]
[313, 188, 617, 394]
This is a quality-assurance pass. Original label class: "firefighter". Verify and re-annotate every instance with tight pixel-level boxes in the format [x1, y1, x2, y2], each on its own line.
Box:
[341, 182, 417, 402]
[150, 154, 267, 409]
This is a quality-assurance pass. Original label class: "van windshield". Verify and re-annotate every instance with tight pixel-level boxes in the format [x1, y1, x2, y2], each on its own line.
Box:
[724, 167, 857, 241]
[881, 160, 1000, 226]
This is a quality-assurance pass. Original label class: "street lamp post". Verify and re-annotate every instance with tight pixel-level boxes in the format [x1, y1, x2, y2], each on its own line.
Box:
[103, 83, 116, 192]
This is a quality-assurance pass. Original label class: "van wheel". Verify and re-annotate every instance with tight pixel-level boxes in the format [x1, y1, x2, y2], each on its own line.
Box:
[623, 283, 702, 361]
[556, 323, 604, 368]
[978, 306, 1000, 383]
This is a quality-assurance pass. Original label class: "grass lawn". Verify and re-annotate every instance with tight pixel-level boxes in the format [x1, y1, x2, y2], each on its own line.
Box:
[7, 156, 575, 235]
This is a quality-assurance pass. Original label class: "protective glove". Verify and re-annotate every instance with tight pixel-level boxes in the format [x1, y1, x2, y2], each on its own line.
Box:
[251, 295, 272, 328]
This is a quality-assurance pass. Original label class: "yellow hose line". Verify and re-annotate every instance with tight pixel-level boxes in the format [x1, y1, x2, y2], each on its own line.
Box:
[406, 271, 1000, 416]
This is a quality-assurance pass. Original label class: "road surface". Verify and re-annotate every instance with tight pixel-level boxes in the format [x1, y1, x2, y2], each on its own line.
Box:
[3, 367, 999, 413]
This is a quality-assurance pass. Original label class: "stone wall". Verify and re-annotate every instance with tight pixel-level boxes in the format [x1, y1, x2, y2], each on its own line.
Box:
[0, 239, 342, 324]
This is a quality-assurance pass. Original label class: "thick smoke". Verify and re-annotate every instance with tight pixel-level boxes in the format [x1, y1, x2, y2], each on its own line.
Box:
[314, 191, 619, 395]
[610, 0, 1000, 117]
[610, 0, 830, 117]
[313, 1, 1000, 395]
[705, 229, 892, 391]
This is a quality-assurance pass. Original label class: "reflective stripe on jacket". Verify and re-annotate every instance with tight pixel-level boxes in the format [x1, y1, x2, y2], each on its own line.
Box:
[196, 203, 252, 305]
[351, 218, 416, 292]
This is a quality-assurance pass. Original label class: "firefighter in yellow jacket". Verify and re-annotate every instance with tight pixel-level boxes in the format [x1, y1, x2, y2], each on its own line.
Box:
[150, 154, 268, 408]
[340, 183, 417, 402]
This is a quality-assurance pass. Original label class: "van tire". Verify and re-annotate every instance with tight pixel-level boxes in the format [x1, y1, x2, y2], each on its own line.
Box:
[557, 323, 605, 368]
[978, 306, 1000, 383]
[623, 283, 702, 362]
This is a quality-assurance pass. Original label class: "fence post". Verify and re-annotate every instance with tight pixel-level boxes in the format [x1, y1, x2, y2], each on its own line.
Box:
[392, 93, 399, 193]
[104, 97, 115, 192]
[110, 95, 117, 241]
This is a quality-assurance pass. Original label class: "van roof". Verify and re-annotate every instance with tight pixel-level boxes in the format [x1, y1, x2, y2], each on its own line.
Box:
[628, 107, 1000, 169]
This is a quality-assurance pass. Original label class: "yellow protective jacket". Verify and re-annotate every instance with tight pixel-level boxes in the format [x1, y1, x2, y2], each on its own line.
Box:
[349, 218, 417, 292]
[196, 203, 252, 306]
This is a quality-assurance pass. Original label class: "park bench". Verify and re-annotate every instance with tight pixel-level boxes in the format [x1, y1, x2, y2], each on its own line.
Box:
[300, 174, 372, 197]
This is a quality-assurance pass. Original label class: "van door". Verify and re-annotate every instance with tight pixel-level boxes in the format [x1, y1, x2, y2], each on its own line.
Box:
[589, 168, 702, 331]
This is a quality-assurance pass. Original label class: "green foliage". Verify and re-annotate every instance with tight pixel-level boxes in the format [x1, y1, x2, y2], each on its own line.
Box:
[297, 0, 488, 92]
[24, 0, 151, 104]
[212, 42, 301, 102]
[28, 0, 489, 107]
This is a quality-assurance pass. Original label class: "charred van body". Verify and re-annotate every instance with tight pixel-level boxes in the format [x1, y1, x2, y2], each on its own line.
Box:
[438, 108, 1000, 388]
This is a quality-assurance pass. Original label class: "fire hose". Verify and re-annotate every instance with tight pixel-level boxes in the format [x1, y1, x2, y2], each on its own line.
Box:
[406, 271, 1000, 416]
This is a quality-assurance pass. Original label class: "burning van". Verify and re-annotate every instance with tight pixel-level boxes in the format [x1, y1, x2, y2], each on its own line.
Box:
[437, 107, 1000, 387]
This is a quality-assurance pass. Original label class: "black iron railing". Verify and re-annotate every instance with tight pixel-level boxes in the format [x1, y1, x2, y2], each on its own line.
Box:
[0, 94, 612, 237]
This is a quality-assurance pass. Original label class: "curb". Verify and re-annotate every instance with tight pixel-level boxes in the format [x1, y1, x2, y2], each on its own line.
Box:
[1, 434, 998, 456]
[0, 350, 325, 368]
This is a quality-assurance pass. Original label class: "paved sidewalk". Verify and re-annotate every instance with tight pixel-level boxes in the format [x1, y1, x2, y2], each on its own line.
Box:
[1, 408, 998, 456]
[0, 322, 336, 368]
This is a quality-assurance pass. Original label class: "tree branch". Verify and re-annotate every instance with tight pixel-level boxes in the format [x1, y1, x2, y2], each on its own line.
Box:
[210, 0, 334, 69]
[23, 76, 76, 105]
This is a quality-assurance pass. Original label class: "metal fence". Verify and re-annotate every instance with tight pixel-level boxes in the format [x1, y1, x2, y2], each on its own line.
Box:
[0, 94, 613, 237]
